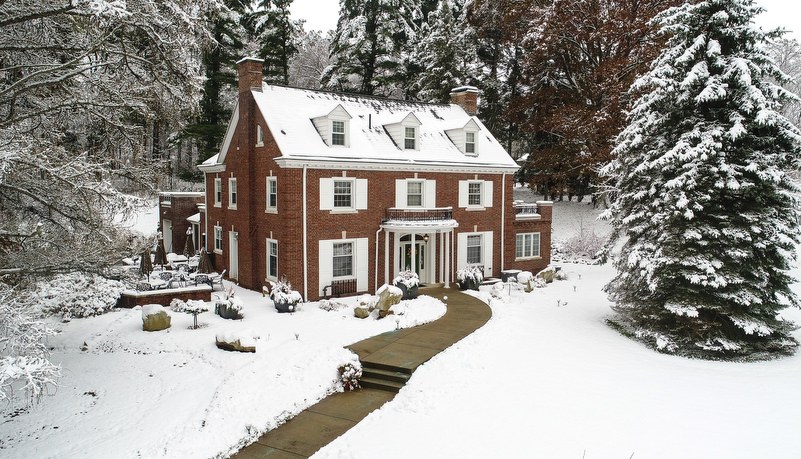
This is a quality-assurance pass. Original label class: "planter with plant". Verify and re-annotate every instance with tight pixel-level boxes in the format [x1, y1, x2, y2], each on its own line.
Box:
[393, 270, 420, 299]
[456, 266, 483, 290]
[269, 277, 302, 313]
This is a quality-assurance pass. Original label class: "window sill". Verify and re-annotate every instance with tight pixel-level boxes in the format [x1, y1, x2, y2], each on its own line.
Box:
[265, 208, 278, 214]
[228, 205, 237, 210]
[214, 249, 223, 255]
[515, 256, 542, 261]
[214, 203, 221, 208]
[465, 206, 486, 212]
[330, 209, 357, 214]
[256, 142, 264, 147]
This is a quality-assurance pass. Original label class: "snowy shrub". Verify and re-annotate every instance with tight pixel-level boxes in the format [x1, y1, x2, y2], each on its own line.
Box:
[456, 266, 483, 290]
[171, 299, 209, 329]
[392, 270, 420, 289]
[337, 356, 362, 391]
[0, 284, 61, 408]
[319, 299, 346, 312]
[215, 289, 244, 320]
[557, 227, 606, 263]
[269, 277, 302, 312]
[32, 272, 125, 321]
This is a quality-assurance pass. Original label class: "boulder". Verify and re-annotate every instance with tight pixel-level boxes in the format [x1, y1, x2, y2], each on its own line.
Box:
[374, 284, 402, 318]
[536, 267, 556, 284]
[354, 307, 371, 319]
[142, 304, 171, 331]
[215, 329, 257, 353]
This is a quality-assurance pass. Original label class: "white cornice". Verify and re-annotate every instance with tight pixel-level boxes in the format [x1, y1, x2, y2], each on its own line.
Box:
[273, 156, 519, 174]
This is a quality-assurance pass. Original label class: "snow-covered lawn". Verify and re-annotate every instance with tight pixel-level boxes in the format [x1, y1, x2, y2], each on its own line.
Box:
[0, 289, 445, 458]
[5, 198, 801, 458]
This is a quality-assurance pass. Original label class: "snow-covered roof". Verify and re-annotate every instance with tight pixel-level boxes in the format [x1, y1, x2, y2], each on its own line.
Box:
[240, 85, 518, 171]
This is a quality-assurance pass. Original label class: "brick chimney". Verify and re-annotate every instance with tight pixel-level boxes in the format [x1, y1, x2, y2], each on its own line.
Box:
[237, 57, 264, 94]
[450, 86, 480, 115]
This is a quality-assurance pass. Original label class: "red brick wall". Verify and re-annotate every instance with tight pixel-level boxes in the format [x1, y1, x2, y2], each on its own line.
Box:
[159, 194, 202, 254]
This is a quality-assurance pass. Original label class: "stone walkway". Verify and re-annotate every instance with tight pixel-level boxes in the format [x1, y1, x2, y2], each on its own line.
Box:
[231, 285, 492, 459]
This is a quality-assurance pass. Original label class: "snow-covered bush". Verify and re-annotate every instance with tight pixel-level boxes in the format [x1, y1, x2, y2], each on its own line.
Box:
[456, 266, 483, 290]
[269, 277, 302, 312]
[215, 289, 244, 320]
[337, 354, 362, 391]
[32, 272, 124, 321]
[392, 270, 420, 289]
[557, 227, 606, 263]
[319, 299, 346, 311]
[171, 299, 209, 329]
[0, 284, 61, 408]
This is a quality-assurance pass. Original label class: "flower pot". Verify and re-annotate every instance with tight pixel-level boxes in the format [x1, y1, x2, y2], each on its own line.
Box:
[458, 279, 479, 291]
[274, 299, 298, 313]
[215, 302, 239, 320]
[395, 283, 418, 300]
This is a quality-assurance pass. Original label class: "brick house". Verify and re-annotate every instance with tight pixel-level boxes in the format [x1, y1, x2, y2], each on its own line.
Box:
[196, 57, 552, 301]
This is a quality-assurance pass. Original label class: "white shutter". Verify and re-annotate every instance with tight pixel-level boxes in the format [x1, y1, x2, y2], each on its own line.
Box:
[457, 232, 468, 270]
[424, 179, 436, 208]
[319, 178, 333, 210]
[318, 240, 333, 296]
[356, 238, 369, 292]
[483, 231, 494, 276]
[483, 180, 493, 208]
[356, 179, 368, 209]
[395, 179, 406, 208]
[458, 181, 468, 208]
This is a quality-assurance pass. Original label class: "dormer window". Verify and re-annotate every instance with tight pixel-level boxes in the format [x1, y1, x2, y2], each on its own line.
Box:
[404, 127, 416, 149]
[465, 132, 476, 154]
[332, 120, 345, 146]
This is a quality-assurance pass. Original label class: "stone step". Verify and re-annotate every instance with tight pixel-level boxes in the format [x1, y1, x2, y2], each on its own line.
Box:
[359, 376, 405, 393]
[361, 360, 413, 375]
[361, 367, 411, 384]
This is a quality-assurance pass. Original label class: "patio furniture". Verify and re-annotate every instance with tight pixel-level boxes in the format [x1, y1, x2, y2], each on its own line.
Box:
[136, 282, 152, 292]
[208, 269, 226, 291]
[193, 274, 211, 288]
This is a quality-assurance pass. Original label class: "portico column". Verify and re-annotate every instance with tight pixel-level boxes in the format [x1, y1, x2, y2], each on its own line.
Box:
[410, 231, 416, 273]
[384, 229, 390, 286]
[439, 230, 444, 284]
[444, 230, 450, 288]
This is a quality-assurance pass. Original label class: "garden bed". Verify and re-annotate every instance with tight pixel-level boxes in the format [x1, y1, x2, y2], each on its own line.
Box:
[118, 285, 212, 308]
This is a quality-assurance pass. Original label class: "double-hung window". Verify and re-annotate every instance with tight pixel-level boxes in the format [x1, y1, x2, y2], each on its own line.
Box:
[332, 242, 353, 277]
[468, 182, 482, 206]
[404, 127, 416, 149]
[465, 132, 476, 154]
[516, 233, 541, 259]
[333, 180, 352, 208]
[214, 226, 223, 253]
[229, 178, 237, 208]
[406, 181, 423, 207]
[267, 240, 278, 279]
[466, 234, 482, 265]
[266, 177, 277, 211]
[332, 120, 345, 146]
[214, 178, 222, 206]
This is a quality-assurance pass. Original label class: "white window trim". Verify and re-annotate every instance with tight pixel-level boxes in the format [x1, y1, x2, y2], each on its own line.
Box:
[465, 131, 477, 155]
[256, 124, 264, 147]
[318, 238, 369, 296]
[266, 176, 277, 214]
[320, 177, 367, 213]
[459, 180, 492, 210]
[331, 120, 347, 147]
[266, 238, 278, 281]
[332, 241, 355, 279]
[228, 178, 237, 210]
[406, 180, 424, 208]
[213, 226, 223, 254]
[457, 231, 494, 277]
[467, 181, 483, 209]
[332, 178, 355, 212]
[466, 234, 483, 265]
[404, 126, 417, 150]
[214, 178, 222, 207]
[516, 232, 541, 260]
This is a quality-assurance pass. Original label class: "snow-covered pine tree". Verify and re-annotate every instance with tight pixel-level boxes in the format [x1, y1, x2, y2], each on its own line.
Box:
[410, 0, 478, 103]
[321, 0, 421, 96]
[250, 0, 302, 85]
[603, 0, 801, 360]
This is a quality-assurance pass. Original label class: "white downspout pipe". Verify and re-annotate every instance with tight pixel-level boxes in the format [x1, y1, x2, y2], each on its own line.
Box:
[501, 173, 506, 271]
[303, 164, 308, 302]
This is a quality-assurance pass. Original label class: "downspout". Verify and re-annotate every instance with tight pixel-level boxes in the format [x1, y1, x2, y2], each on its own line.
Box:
[375, 228, 382, 292]
[501, 173, 506, 271]
[303, 164, 308, 302]
[203, 174, 208, 252]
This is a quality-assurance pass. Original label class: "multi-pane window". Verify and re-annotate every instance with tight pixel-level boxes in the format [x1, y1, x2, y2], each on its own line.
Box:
[267, 240, 278, 278]
[332, 120, 345, 146]
[468, 182, 482, 206]
[229, 178, 237, 207]
[333, 180, 352, 208]
[466, 234, 482, 264]
[267, 177, 277, 210]
[332, 242, 353, 277]
[214, 178, 222, 205]
[465, 132, 476, 154]
[214, 226, 223, 252]
[516, 233, 541, 259]
[404, 127, 416, 149]
[407, 181, 423, 207]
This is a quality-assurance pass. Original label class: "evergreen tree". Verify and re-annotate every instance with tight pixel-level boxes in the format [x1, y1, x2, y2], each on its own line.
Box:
[251, 0, 302, 85]
[181, 0, 247, 173]
[602, 0, 801, 360]
[322, 0, 421, 96]
[410, 0, 478, 103]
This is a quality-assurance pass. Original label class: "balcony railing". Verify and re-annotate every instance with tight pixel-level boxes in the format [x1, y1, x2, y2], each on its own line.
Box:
[514, 203, 540, 216]
[385, 207, 453, 222]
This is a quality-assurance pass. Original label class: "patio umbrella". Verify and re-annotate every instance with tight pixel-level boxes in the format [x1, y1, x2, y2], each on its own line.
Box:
[183, 230, 195, 257]
[139, 247, 153, 278]
[154, 238, 168, 268]
[197, 247, 214, 274]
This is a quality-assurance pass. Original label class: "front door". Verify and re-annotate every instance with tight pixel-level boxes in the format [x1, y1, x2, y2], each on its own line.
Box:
[400, 242, 425, 279]
[229, 231, 239, 280]
[163, 220, 172, 253]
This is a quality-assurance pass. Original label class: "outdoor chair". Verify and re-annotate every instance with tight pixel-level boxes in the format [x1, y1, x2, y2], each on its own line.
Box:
[194, 274, 211, 288]
[158, 272, 173, 282]
[136, 282, 152, 292]
[209, 269, 226, 291]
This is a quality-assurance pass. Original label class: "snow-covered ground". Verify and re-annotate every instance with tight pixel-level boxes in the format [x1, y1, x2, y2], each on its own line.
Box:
[5, 198, 801, 458]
